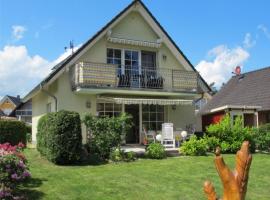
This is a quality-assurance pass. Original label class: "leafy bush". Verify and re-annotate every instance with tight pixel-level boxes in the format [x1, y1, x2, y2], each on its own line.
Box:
[206, 114, 255, 153]
[37, 110, 82, 164]
[0, 143, 30, 199]
[83, 113, 132, 160]
[179, 135, 207, 156]
[0, 120, 27, 145]
[146, 143, 166, 159]
[110, 147, 136, 162]
[253, 123, 270, 152]
[203, 135, 220, 152]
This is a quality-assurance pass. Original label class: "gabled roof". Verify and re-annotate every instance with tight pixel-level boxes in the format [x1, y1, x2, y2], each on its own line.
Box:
[200, 66, 270, 114]
[0, 95, 21, 107]
[7, 95, 21, 106]
[23, 0, 211, 101]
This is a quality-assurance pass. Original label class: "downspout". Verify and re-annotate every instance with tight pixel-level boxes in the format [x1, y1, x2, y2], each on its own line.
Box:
[39, 84, 58, 112]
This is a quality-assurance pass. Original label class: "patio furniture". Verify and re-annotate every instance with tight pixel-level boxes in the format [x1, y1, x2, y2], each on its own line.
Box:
[161, 123, 175, 149]
[143, 128, 156, 144]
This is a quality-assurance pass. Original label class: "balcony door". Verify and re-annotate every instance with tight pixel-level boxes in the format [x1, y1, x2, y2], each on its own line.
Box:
[125, 50, 140, 87]
[141, 51, 156, 71]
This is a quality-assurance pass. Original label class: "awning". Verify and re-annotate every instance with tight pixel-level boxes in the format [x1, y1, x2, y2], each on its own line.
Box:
[99, 97, 193, 105]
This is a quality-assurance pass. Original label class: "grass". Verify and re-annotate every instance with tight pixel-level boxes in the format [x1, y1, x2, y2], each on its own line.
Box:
[21, 149, 270, 200]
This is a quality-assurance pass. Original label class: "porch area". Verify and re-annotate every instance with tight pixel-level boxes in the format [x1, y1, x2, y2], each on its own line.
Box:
[95, 96, 196, 145]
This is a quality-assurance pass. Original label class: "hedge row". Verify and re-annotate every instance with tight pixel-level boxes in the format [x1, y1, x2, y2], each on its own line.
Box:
[37, 110, 82, 164]
[0, 120, 27, 145]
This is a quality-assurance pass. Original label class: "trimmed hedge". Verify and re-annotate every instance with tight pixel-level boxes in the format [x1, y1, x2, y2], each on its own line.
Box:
[37, 110, 82, 164]
[0, 120, 27, 145]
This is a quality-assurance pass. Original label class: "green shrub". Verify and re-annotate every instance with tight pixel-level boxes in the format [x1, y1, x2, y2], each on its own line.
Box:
[110, 147, 136, 162]
[253, 123, 270, 152]
[203, 135, 220, 152]
[83, 113, 133, 160]
[179, 135, 207, 156]
[206, 114, 255, 153]
[37, 110, 82, 164]
[0, 120, 27, 145]
[146, 143, 166, 159]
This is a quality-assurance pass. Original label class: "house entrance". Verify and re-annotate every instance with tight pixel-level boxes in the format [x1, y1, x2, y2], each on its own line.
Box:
[125, 104, 140, 144]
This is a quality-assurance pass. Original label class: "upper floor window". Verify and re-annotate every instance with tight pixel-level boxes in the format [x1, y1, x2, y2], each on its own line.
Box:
[107, 48, 121, 75]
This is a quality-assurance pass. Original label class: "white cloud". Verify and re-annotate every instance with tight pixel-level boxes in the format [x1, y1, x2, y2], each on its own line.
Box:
[12, 25, 27, 41]
[0, 44, 81, 97]
[196, 45, 249, 88]
[258, 24, 270, 39]
[243, 33, 256, 48]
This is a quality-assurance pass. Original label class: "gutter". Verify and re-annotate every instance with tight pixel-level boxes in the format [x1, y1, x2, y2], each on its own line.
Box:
[40, 84, 58, 112]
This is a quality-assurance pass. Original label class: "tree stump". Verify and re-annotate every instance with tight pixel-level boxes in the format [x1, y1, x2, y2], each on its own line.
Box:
[204, 141, 252, 200]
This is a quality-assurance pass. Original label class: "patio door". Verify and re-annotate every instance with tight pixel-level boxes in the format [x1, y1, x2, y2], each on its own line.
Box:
[125, 104, 140, 144]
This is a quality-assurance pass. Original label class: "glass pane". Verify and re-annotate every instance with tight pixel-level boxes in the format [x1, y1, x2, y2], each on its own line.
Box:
[114, 59, 121, 65]
[115, 50, 121, 58]
[104, 112, 113, 117]
[149, 122, 156, 130]
[107, 58, 113, 64]
[142, 123, 149, 130]
[157, 113, 164, 121]
[98, 112, 105, 117]
[132, 60, 139, 67]
[105, 103, 113, 111]
[114, 112, 121, 117]
[114, 104, 122, 111]
[125, 60, 131, 66]
[157, 122, 162, 131]
[125, 51, 131, 59]
[157, 105, 164, 112]
[142, 105, 149, 111]
[149, 105, 156, 112]
[97, 103, 104, 111]
[142, 112, 149, 121]
[107, 49, 113, 57]
[150, 113, 156, 121]
[132, 51, 138, 60]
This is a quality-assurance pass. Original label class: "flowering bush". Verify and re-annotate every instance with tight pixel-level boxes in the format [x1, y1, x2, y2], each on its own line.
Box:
[0, 143, 30, 199]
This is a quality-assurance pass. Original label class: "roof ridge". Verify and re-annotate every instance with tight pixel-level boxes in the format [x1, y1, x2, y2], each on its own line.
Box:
[241, 66, 270, 75]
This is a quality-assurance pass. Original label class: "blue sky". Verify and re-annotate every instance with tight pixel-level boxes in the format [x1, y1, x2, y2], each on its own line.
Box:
[0, 0, 270, 98]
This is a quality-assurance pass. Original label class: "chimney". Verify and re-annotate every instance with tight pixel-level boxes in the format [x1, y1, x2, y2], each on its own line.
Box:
[17, 95, 20, 100]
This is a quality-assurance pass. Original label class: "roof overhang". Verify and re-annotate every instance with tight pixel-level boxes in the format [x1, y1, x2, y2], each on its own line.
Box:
[98, 97, 193, 105]
[75, 87, 198, 98]
[210, 105, 262, 113]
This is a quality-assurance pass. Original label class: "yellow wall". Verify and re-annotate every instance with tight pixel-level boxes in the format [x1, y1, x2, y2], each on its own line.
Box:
[32, 72, 97, 144]
[79, 11, 185, 70]
[167, 105, 196, 130]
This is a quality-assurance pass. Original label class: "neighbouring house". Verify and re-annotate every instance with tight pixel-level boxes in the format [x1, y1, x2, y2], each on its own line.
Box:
[0, 95, 32, 124]
[0, 95, 21, 116]
[200, 66, 270, 131]
[23, 0, 211, 144]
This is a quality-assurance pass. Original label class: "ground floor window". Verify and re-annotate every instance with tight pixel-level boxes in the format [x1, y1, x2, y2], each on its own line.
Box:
[142, 105, 164, 131]
[97, 102, 122, 117]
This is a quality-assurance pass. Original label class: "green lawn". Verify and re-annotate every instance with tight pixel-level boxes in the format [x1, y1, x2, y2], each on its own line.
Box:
[22, 149, 270, 200]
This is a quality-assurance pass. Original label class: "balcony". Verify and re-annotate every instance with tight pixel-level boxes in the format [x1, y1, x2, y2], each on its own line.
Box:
[71, 62, 199, 93]
[15, 110, 32, 116]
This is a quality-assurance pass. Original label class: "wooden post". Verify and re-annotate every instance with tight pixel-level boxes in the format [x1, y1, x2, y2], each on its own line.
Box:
[204, 141, 252, 200]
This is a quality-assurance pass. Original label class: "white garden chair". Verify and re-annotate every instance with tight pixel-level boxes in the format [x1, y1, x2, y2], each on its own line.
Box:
[161, 123, 175, 149]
